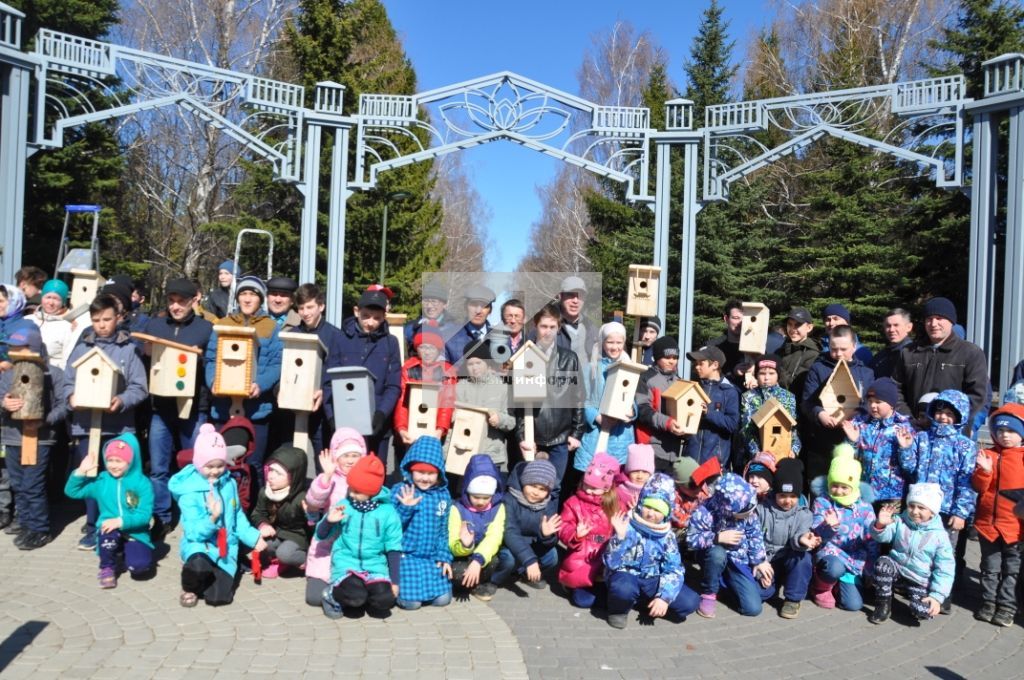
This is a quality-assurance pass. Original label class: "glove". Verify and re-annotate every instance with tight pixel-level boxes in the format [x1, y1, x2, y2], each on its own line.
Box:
[371, 410, 388, 437]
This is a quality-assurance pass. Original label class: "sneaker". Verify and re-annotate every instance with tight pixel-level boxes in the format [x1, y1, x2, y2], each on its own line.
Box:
[697, 595, 717, 619]
[98, 567, 117, 589]
[992, 607, 1016, 627]
[472, 582, 498, 602]
[607, 613, 628, 629]
[321, 588, 343, 620]
[4, 519, 22, 535]
[77, 531, 97, 551]
[975, 602, 997, 623]
[780, 600, 801, 619]
[16, 531, 51, 551]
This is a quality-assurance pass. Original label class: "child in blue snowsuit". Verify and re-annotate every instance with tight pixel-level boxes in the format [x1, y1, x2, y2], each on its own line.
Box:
[604, 472, 700, 629]
[842, 377, 913, 508]
[391, 436, 453, 609]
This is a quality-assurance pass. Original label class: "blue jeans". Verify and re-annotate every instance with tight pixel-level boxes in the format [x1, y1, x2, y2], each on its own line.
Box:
[816, 555, 864, 611]
[6, 443, 51, 533]
[490, 545, 557, 585]
[149, 410, 205, 523]
[538, 442, 568, 504]
[761, 548, 813, 602]
[700, 545, 764, 616]
[569, 583, 607, 609]
[606, 571, 700, 619]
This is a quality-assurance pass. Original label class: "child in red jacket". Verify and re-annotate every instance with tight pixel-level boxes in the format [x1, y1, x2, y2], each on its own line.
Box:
[393, 330, 456, 447]
[971, 404, 1024, 627]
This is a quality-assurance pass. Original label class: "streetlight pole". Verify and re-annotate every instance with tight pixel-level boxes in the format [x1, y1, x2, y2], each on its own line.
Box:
[379, 190, 411, 283]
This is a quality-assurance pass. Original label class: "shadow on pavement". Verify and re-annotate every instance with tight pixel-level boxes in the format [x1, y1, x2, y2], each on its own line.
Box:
[0, 621, 47, 674]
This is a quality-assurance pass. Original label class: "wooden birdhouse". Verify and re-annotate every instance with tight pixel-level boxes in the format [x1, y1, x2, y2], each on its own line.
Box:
[69, 269, 106, 310]
[599, 358, 646, 422]
[71, 347, 122, 410]
[445, 403, 490, 476]
[278, 332, 326, 412]
[8, 350, 46, 421]
[387, 313, 408, 364]
[739, 301, 770, 354]
[132, 332, 202, 419]
[508, 340, 548, 404]
[406, 381, 440, 442]
[661, 380, 711, 435]
[751, 397, 797, 460]
[211, 325, 256, 397]
[327, 366, 377, 435]
[820, 359, 862, 421]
[626, 264, 662, 317]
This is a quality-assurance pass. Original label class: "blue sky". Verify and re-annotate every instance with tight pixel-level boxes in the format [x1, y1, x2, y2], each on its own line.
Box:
[382, 0, 767, 271]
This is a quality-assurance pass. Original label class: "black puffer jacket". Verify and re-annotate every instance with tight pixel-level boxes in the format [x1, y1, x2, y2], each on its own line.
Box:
[893, 333, 989, 433]
[250, 446, 311, 549]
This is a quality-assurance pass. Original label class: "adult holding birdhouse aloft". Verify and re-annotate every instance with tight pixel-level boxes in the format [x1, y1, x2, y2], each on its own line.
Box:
[575, 322, 637, 476]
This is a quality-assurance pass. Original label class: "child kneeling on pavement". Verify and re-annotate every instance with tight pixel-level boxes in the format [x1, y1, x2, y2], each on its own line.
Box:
[491, 459, 562, 592]
[250, 445, 311, 578]
[449, 454, 506, 602]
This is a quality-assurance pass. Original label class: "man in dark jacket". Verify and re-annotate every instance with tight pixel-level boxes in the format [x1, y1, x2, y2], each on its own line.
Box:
[684, 346, 740, 468]
[706, 300, 747, 389]
[800, 325, 875, 482]
[778, 306, 819, 396]
[555, 276, 598, 372]
[869, 308, 915, 379]
[892, 297, 989, 435]
[446, 284, 495, 364]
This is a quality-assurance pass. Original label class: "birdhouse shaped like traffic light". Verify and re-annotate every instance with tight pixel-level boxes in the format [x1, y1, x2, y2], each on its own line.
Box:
[278, 332, 326, 412]
[599, 359, 646, 422]
[133, 333, 201, 399]
[211, 325, 256, 397]
[661, 380, 711, 435]
[327, 366, 376, 435]
[739, 301, 770, 354]
[509, 341, 547, 404]
[446, 403, 490, 476]
[406, 381, 440, 443]
[626, 264, 662, 317]
[820, 359, 862, 421]
[751, 397, 797, 460]
[8, 350, 46, 421]
[69, 269, 106, 311]
[387, 313, 407, 365]
[71, 347, 122, 410]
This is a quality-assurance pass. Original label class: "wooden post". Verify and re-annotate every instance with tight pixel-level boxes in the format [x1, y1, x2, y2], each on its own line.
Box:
[293, 412, 311, 456]
[523, 402, 535, 461]
[86, 410, 102, 477]
[596, 426, 611, 453]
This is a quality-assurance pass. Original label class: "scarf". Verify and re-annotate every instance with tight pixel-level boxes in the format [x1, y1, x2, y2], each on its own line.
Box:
[350, 498, 380, 513]
[509, 487, 548, 512]
[0, 284, 25, 320]
[265, 485, 290, 502]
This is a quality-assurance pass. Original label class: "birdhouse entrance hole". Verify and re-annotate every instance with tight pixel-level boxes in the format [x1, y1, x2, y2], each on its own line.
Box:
[295, 357, 303, 367]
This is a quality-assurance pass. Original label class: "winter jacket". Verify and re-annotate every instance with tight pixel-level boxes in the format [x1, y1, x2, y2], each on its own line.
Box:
[250, 446, 311, 550]
[143, 311, 213, 421]
[393, 358, 456, 435]
[778, 336, 819, 395]
[687, 473, 767, 568]
[900, 390, 977, 520]
[741, 385, 801, 457]
[303, 449, 366, 583]
[203, 285, 231, 320]
[972, 405, 1024, 543]
[871, 511, 955, 601]
[755, 496, 813, 561]
[635, 366, 684, 463]
[555, 316, 598, 373]
[64, 433, 154, 549]
[390, 437, 453, 602]
[60, 328, 149, 438]
[446, 321, 492, 364]
[324, 316, 402, 428]
[810, 484, 877, 577]
[575, 354, 638, 470]
[502, 461, 559, 567]
[847, 410, 913, 502]
[29, 309, 73, 370]
[684, 377, 740, 466]
[0, 357, 65, 446]
[558, 487, 618, 589]
[800, 355, 874, 480]
[893, 333, 989, 435]
[515, 344, 585, 447]
[169, 460, 261, 577]
[604, 473, 686, 603]
[869, 338, 913, 380]
[451, 370, 515, 467]
[204, 313, 281, 422]
[316, 488, 403, 583]
[448, 454, 505, 567]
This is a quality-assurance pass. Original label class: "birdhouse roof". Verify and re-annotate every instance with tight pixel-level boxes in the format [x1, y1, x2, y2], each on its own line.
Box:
[508, 340, 546, 364]
[605, 357, 647, 378]
[661, 379, 711, 404]
[278, 331, 327, 355]
[71, 346, 122, 373]
[213, 324, 257, 338]
[823, 359, 861, 397]
[628, 264, 663, 276]
[130, 332, 202, 354]
[742, 301, 768, 314]
[407, 380, 441, 393]
[326, 365, 376, 383]
[7, 349, 44, 365]
[453, 401, 491, 415]
[752, 397, 797, 428]
[386, 313, 408, 325]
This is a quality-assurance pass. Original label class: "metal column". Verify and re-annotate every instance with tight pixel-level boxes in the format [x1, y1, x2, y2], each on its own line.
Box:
[652, 141, 671, 324]
[967, 113, 999, 366]
[0, 60, 29, 282]
[678, 140, 700, 377]
[298, 124, 322, 285]
[1001, 107, 1024, 396]
[325, 127, 351, 327]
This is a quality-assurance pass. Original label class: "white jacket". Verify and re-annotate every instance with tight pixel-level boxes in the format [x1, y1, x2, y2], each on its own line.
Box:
[30, 309, 74, 370]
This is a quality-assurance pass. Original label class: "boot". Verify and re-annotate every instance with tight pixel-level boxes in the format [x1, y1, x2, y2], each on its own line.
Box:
[810, 573, 836, 609]
[869, 595, 891, 624]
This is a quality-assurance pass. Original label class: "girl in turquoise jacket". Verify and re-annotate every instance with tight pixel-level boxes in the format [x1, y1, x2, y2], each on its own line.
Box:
[169, 423, 266, 607]
[64, 433, 154, 589]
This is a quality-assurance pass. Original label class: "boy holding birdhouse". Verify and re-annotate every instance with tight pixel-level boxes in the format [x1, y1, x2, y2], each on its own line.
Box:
[60, 293, 149, 551]
[683, 346, 740, 468]
[454, 339, 515, 470]
[636, 336, 686, 470]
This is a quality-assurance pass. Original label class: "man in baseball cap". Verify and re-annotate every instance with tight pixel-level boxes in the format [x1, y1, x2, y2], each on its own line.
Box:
[446, 284, 495, 363]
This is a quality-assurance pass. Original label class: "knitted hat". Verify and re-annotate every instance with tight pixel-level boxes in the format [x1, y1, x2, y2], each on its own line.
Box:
[222, 423, 252, 461]
[103, 438, 134, 466]
[827, 444, 862, 505]
[413, 330, 444, 350]
[641, 496, 671, 517]
[906, 482, 943, 516]
[520, 459, 557, 490]
[7, 325, 43, 353]
[773, 458, 804, 495]
[746, 462, 774, 487]
[625, 444, 655, 474]
[651, 336, 679, 360]
[466, 475, 499, 496]
[218, 260, 237, 275]
[598, 321, 628, 344]
[347, 455, 385, 496]
[641, 316, 662, 334]
[409, 461, 439, 474]
[235, 275, 266, 302]
[672, 456, 699, 486]
[992, 412, 1024, 439]
[583, 453, 620, 491]
[463, 338, 493, 362]
[41, 279, 69, 304]
[866, 377, 899, 409]
[756, 353, 782, 372]
[193, 423, 228, 470]
[921, 296, 957, 324]
[691, 457, 722, 488]
[329, 427, 367, 459]
[165, 278, 198, 299]
[822, 303, 851, 323]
